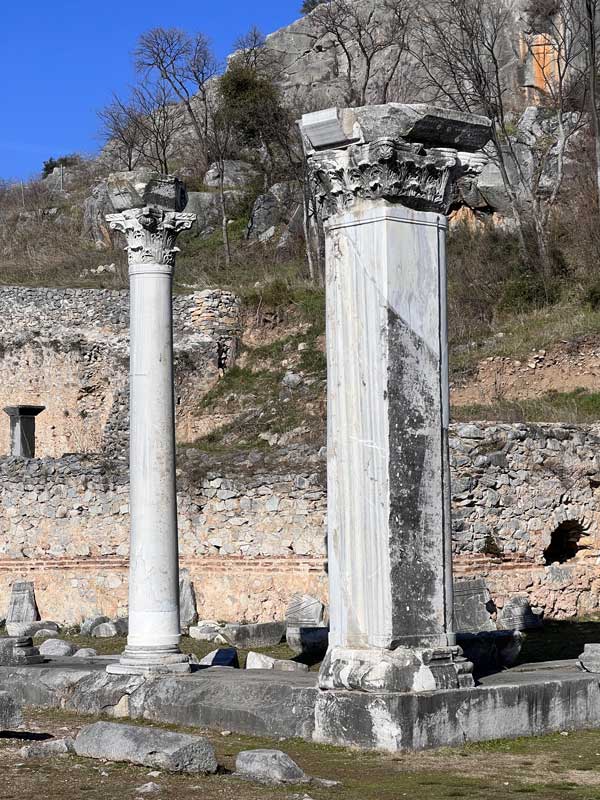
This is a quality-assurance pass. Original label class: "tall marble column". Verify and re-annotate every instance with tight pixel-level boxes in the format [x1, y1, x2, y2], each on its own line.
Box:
[105, 172, 195, 675]
[300, 106, 491, 693]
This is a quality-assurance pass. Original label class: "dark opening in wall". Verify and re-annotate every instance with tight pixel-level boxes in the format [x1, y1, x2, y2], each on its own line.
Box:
[543, 520, 584, 565]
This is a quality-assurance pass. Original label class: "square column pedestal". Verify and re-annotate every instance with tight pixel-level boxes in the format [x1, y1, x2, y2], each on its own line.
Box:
[320, 201, 471, 692]
[300, 104, 492, 693]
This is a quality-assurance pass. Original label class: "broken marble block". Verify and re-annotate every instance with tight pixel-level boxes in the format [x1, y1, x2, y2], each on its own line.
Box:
[179, 570, 198, 631]
[235, 749, 308, 785]
[198, 648, 239, 668]
[0, 636, 43, 666]
[74, 722, 218, 774]
[189, 621, 224, 642]
[453, 578, 496, 633]
[497, 597, 543, 631]
[19, 738, 75, 759]
[579, 643, 600, 673]
[286, 594, 325, 627]
[107, 169, 187, 212]
[245, 651, 308, 672]
[0, 690, 22, 731]
[222, 622, 285, 649]
[6, 581, 39, 635]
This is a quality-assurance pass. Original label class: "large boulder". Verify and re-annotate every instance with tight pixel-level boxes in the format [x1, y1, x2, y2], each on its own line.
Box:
[204, 160, 260, 190]
[80, 615, 110, 636]
[74, 722, 218, 774]
[184, 191, 244, 237]
[246, 182, 302, 241]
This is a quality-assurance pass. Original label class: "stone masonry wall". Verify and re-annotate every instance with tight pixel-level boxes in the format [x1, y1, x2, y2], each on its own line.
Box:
[0, 287, 240, 458]
[1, 421, 599, 624]
[451, 422, 600, 620]
[0, 447, 327, 624]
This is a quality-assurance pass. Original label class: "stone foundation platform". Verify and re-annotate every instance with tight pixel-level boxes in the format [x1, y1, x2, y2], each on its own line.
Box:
[1, 658, 600, 751]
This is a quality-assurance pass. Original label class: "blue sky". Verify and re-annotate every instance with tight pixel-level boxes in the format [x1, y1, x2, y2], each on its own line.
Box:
[0, 1, 302, 180]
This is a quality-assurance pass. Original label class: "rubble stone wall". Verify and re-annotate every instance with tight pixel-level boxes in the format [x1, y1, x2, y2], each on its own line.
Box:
[451, 422, 600, 619]
[0, 449, 327, 624]
[0, 287, 241, 458]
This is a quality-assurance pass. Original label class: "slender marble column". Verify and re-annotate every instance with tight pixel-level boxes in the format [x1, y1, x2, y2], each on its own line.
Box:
[105, 176, 195, 675]
[300, 105, 491, 693]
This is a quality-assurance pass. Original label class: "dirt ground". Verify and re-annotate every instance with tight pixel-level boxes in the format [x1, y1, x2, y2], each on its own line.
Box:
[4, 708, 600, 800]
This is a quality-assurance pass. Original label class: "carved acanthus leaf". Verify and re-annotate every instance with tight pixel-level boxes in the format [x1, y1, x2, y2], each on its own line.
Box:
[107, 207, 196, 268]
[308, 138, 482, 217]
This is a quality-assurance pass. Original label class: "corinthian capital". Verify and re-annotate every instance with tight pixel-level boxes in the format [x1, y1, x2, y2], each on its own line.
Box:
[300, 105, 491, 218]
[107, 207, 196, 269]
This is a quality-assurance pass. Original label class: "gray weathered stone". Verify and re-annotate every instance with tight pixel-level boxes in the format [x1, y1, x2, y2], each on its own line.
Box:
[453, 579, 496, 633]
[0, 636, 43, 666]
[457, 631, 524, 677]
[223, 622, 285, 649]
[6, 581, 39, 634]
[74, 721, 218, 773]
[235, 749, 308, 784]
[81, 616, 110, 636]
[189, 621, 223, 642]
[92, 622, 119, 638]
[73, 648, 98, 658]
[498, 597, 543, 631]
[38, 639, 76, 657]
[0, 690, 22, 730]
[579, 643, 600, 673]
[184, 191, 244, 237]
[199, 648, 239, 668]
[33, 629, 59, 640]
[246, 651, 308, 672]
[8, 621, 60, 638]
[179, 570, 198, 631]
[19, 738, 75, 758]
[204, 160, 260, 190]
[107, 170, 187, 212]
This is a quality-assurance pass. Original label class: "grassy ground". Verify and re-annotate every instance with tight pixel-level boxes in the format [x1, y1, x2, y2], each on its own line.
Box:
[5, 707, 600, 799]
[452, 390, 600, 424]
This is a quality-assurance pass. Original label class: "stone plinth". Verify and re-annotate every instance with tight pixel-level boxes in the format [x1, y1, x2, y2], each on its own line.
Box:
[105, 174, 195, 676]
[300, 105, 491, 693]
[3, 405, 45, 458]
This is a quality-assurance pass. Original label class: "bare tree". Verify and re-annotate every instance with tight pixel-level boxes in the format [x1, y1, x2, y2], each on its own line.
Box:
[584, 0, 600, 205]
[98, 95, 146, 170]
[415, 0, 587, 278]
[135, 28, 218, 170]
[309, 0, 416, 105]
[131, 80, 179, 174]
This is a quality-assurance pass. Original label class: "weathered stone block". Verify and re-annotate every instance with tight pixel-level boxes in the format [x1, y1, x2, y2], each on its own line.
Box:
[286, 625, 329, 658]
[74, 722, 218, 773]
[454, 579, 496, 633]
[246, 651, 308, 672]
[38, 639, 76, 657]
[0, 690, 22, 731]
[235, 749, 308, 784]
[80, 616, 110, 636]
[498, 597, 543, 631]
[6, 581, 39, 633]
[107, 170, 187, 212]
[285, 594, 325, 627]
[19, 738, 74, 758]
[198, 648, 239, 668]
[179, 570, 198, 631]
[222, 622, 285, 649]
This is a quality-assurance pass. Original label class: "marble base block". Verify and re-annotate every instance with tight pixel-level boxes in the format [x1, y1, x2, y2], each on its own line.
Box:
[106, 645, 190, 676]
[319, 645, 474, 693]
